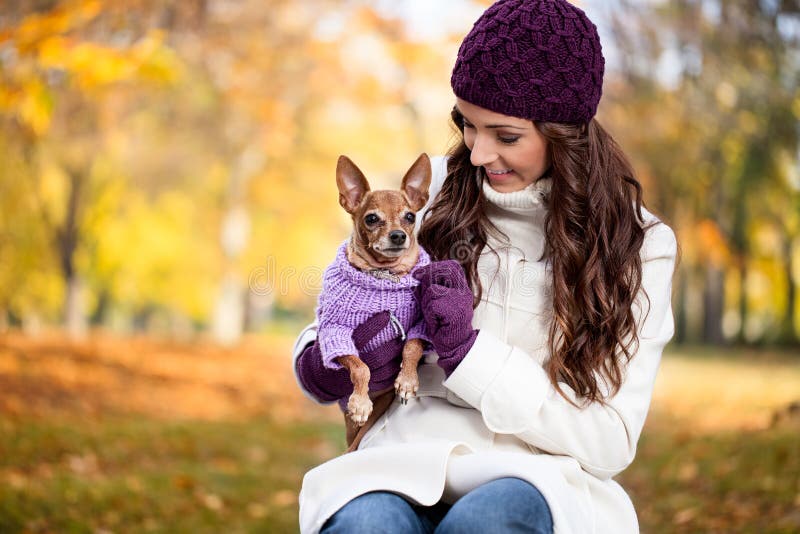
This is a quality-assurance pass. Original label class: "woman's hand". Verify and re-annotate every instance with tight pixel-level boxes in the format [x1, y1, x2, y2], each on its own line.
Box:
[295, 312, 404, 402]
[413, 260, 479, 376]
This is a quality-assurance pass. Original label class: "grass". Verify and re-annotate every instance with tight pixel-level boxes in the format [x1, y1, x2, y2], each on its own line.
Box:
[0, 331, 346, 533]
[0, 416, 341, 533]
[620, 345, 800, 533]
[0, 333, 798, 533]
[622, 421, 799, 533]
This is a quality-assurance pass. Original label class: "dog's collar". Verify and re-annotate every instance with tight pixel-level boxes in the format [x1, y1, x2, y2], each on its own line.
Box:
[347, 237, 408, 283]
[366, 268, 402, 283]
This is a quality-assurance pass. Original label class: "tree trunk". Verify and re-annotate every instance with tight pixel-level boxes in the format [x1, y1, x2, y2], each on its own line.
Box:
[212, 272, 245, 347]
[778, 235, 798, 344]
[211, 146, 261, 346]
[90, 288, 111, 327]
[65, 275, 87, 339]
[243, 290, 274, 333]
[674, 267, 688, 344]
[735, 258, 748, 344]
[22, 312, 43, 336]
[702, 264, 726, 344]
[57, 169, 87, 340]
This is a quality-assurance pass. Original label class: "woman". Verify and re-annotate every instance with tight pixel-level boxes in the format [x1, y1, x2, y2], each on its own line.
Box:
[293, 0, 678, 532]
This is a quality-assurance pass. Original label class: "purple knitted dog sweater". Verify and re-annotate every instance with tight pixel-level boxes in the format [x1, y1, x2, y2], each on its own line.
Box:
[316, 241, 430, 369]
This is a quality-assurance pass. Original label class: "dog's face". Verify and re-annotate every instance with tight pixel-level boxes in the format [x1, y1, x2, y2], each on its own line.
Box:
[337, 154, 431, 266]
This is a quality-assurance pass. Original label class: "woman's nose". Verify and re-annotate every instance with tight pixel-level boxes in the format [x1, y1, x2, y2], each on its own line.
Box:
[469, 134, 498, 167]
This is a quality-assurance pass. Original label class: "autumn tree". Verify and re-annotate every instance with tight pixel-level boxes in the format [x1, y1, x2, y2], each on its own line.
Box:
[0, 0, 469, 341]
[602, 0, 800, 345]
[0, 0, 180, 337]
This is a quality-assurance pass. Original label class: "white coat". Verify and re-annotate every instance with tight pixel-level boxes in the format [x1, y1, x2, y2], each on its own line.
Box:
[292, 156, 677, 533]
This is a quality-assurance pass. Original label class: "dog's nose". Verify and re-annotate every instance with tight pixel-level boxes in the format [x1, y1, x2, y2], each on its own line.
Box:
[389, 231, 407, 246]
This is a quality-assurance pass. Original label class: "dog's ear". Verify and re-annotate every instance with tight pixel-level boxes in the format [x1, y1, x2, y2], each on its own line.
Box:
[401, 153, 431, 212]
[336, 156, 371, 214]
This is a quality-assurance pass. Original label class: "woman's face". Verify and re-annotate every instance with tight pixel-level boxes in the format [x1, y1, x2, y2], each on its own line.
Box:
[456, 98, 550, 193]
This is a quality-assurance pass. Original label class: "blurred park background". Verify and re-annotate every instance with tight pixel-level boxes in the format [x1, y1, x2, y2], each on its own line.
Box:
[0, 0, 798, 532]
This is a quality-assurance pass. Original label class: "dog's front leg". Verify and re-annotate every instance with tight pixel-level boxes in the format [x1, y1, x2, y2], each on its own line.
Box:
[336, 355, 372, 426]
[395, 338, 424, 405]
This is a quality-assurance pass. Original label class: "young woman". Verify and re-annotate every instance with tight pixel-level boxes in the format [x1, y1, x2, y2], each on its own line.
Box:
[293, 0, 678, 532]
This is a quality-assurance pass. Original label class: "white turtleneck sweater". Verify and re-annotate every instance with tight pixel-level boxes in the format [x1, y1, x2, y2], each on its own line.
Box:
[295, 155, 678, 534]
[472, 178, 554, 356]
[481, 176, 550, 261]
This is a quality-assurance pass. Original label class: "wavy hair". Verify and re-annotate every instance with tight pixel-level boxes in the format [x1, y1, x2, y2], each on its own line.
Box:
[418, 107, 658, 405]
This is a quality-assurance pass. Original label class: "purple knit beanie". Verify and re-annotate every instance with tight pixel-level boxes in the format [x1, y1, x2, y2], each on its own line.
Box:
[451, 0, 604, 124]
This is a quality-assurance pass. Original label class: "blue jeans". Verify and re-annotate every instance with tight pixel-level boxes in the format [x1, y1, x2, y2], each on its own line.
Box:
[321, 477, 553, 534]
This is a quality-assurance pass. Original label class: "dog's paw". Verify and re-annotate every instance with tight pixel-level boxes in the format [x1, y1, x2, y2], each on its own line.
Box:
[347, 394, 373, 426]
[394, 370, 419, 406]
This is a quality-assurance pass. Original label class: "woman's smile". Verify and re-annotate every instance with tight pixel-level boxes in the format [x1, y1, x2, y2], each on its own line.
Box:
[485, 168, 515, 182]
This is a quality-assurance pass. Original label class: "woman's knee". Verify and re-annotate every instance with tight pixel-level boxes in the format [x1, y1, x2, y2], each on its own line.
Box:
[436, 478, 553, 534]
[321, 491, 425, 534]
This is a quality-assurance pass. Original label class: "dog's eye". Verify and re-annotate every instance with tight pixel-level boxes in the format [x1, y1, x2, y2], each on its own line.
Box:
[404, 212, 416, 223]
[365, 214, 380, 225]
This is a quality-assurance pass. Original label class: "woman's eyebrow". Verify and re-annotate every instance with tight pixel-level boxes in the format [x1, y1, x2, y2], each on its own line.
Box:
[486, 123, 529, 130]
[456, 107, 530, 130]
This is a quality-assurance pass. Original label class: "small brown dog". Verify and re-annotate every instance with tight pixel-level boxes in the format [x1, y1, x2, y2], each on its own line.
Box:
[328, 153, 432, 442]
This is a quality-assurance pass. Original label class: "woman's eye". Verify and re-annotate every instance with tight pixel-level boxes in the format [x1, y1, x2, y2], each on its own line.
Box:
[365, 214, 380, 225]
[462, 121, 475, 129]
[499, 136, 520, 144]
[404, 212, 416, 223]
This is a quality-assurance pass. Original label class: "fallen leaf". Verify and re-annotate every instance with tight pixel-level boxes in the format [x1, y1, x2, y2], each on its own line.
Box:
[674, 507, 697, 525]
[271, 489, 296, 507]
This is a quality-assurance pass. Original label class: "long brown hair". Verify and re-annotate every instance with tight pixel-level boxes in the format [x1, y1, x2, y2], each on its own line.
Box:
[419, 107, 658, 405]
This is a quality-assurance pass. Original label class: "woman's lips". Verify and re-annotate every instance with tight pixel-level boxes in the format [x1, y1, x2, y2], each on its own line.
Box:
[486, 168, 514, 180]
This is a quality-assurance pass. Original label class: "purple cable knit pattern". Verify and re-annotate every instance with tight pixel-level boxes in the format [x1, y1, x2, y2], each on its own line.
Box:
[316, 241, 430, 370]
[451, 0, 605, 124]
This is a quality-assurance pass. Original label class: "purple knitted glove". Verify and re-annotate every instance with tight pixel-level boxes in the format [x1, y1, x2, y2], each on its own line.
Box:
[295, 311, 404, 403]
[413, 260, 478, 377]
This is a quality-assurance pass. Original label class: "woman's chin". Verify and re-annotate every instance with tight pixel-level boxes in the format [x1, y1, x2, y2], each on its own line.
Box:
[486, 171, 531, 193]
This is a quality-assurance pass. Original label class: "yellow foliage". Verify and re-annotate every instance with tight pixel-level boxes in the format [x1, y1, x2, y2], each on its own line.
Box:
[0, 87, 16, 111]
[131, 31, 183, 84]
[18, 79, 53, 135]
[747, 258, 788, 315]
[242, 158, 346, 308]
[36, 35, 70, 66]
[3, 2, 183, 140]
[7, 268, 64, 321]
[72, 43, 139, 87]
[95, 191, 220, 319]
[393, 42, 429, 65]
[0, 144, 63, 318]
[6, 0, 101, 52]
[38, 163, 69, 222]
[36, 31, 179, 90]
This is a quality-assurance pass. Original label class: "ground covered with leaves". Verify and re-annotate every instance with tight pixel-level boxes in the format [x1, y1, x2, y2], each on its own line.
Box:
[0, 333, 798, 533]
